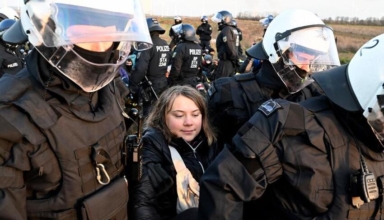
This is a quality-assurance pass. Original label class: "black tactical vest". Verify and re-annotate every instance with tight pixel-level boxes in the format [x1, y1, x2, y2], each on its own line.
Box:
[0, 70, 128, 219]
[249, 97, 384, 219]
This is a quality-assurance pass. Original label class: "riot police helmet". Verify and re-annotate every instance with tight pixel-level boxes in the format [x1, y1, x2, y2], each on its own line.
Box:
[211, 10, 233, 25]
[171, 23, 198, 42]
[146, 18, 165, 34]
[0, 19, 16, 32]
[246, 9, 340, 94]
[201, 15, 208, 23]
[2, 19, 28, 45]
[0, 7, 19, 21]
[20, 0, 153, 92]
[312, 33, 384, 147]
[174, 16, 182, 24]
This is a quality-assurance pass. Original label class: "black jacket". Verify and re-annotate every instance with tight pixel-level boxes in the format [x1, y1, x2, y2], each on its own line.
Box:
[130, 34, 171, 95]
[0, 38, 24, 77]
[216, 25, 239, 62]
[169, 41, 202, 87]
[199, 96, 384, 219]
[207, 61, 322, 148]
[0, 50, 128, 219]
[196, 23, 212, 41]
[133, 128, 219, 220]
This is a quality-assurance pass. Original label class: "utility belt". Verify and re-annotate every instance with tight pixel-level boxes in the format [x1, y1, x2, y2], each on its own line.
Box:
[147, 78, 168, 95]
[28, 176, 128, 220]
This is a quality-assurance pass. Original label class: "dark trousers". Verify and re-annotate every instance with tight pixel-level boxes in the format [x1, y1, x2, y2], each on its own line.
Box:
[215, 60, 236, 79]
[200, 40, 211, 50]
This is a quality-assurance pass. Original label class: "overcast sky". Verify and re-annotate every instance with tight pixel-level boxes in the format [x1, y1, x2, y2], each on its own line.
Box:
[3, 0, 383, 20]
[141, 0, 384, 20]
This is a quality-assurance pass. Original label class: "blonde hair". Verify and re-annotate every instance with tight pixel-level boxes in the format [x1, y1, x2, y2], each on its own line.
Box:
[145, 85, 216, 145]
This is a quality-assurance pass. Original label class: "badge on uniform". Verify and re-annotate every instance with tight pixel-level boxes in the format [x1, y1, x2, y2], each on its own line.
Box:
[207, 85, 216, 97]
[172, 52, 177, 58]
[223, 36, 227, 42]
[136, 52, 141, 59]
[258, 99, 281, 116]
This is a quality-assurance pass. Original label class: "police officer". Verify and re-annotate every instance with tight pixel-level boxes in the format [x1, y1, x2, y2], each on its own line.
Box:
[168, 23, 202, 88]
[196, 15, 212, 51]
[211, 10, 239, 78]
[199, 33, 384, 220]
[168, 15, 182, 50]
[207, 9, 340, 148]
[231, 19, 244, 58]
[261, 14, 274, 37]
[0, 19, 25, 77]
[130, 18, 171, 116]
[0, 0, 152, 219]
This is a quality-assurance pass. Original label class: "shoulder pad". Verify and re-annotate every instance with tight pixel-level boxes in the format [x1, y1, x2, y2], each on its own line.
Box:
[258, 99, 282, 117]
[300, 96, 330, 113]
[0, 69, 57, 134]
[0, 70, 31, 103]
[207, 76, 233, 96]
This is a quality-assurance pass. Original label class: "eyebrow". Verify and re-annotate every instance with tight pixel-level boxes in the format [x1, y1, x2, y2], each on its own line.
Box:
[171, 109, 200, 113]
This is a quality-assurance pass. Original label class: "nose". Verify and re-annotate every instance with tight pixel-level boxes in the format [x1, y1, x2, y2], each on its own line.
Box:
[297, 63, 310, 73]
[183, 115, 193, 126]
[75, 42, 113, 52]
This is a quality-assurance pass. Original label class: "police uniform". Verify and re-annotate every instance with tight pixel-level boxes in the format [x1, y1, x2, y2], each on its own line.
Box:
[169, 41, 202, 87]
[169, 24, 180, 50]
[0, 37, 24, 77]
[0, 50, 128, 219]
[130, 35, 171, 98]
[236, 27, 244, 57]
[199, 95, 384, 219]
[207, 61, 322, 148]
[215, 24, 239, 78]
[196, 22, 212, 50]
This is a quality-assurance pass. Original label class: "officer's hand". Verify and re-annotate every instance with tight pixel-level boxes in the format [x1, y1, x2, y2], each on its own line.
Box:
[147, 163, 174, 196]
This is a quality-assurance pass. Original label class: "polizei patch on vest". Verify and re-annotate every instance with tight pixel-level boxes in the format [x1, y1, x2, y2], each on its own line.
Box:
[258, 99, 281, 116]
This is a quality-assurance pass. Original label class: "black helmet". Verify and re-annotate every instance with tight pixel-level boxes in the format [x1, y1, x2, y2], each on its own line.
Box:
[0, 19, 16, 32]
[211, 10, 233, 25]
[201, 15, 208, 23]
[146, 18, 165, 34]
[172, 23, 198, 42]
[174, 16, 182, 24]
[2, 20, 28, 45]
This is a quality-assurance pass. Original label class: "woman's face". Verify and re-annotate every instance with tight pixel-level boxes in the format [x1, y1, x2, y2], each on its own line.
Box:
[166, 95, 202, 142]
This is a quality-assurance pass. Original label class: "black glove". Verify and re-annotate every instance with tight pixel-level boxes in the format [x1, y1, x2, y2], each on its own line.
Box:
[147, 163, 174, 196]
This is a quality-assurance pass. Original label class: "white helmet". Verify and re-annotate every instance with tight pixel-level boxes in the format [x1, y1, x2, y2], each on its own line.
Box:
[0, 7, 19, 20]
[246, 9, 340, 94]
[313, 33, 384, 144]
[20, 0, 152, 92]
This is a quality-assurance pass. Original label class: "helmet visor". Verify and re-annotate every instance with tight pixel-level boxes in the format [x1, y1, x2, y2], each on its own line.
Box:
[36, 42, 132, 92]
[211, 12, 223, 23]
[26, 0, 152, 50]
[273, 26, 340, 93]
[171, 23, 182, 34]
[278, 27, 340, 72]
